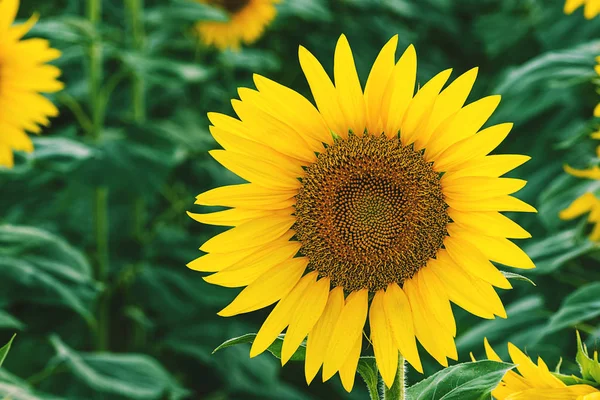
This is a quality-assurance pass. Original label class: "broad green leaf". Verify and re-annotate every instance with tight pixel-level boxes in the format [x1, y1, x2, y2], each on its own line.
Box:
[406, 360, 514, 400]
[501, 271, 536, 286]
[576, 331, 600, 384]
[356, 356, 379, 400]
[0, 334, 16, 368]
[49, 335, 188, 400]
[545, 282, 600, 334]
[213, 333, 306, 362]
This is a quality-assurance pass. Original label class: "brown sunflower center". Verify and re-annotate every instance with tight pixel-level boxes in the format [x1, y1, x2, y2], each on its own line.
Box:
[211, 0, 250, 14]
[294, 133, 449, 292]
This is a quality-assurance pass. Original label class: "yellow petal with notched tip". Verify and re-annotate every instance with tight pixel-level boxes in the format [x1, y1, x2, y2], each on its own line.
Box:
[383, 283, 423, 372]
[334, 34, 366, 136]
[338, 334, 362, 392]
[218, 257, 308, 317]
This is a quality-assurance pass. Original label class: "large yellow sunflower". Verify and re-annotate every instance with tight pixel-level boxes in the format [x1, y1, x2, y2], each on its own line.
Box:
[189, 35, 536, 391]
[481, 339, 600, 400]
[565, 0, 600, 19]
[0, 0, 63, 168]
[194, 0, 279, 51]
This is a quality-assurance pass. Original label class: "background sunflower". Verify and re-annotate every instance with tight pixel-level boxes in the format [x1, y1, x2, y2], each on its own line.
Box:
[1, 0, 600, 399]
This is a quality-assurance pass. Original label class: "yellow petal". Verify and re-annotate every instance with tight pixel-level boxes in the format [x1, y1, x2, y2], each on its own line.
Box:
[429, 252, 496, 319]
[338, 335, 362, 392]
[0, 0, 18, 32]
[483, 338, 503, 362]
[417, 266, 456, 337]
[507, 343, 565, 388]
[559, 193, 598, 220]
[210, 125, 306, 175]
[231, 98, 317, 163]
[448, 209, 531, 239]
[195, 183, 296, 210]
[444, 234, 512, 289]
[435, 123, 513, 171]
[281, 277, 330, 365]
[187, 208, 282, 227]
[383, 283, 423, 373]
[445, 195, 537, 213]
[382, 45, 417, 138]
[425, 95, 501, 161]
[401, 69, 453, 146]
[209, 150, 301, 190]
[415, 68, 479, 151]
[443, 154, 531, 179]
[564, 165, 600, 179]
[322, 289, 368, 380]
[250, 272, 317, 357]
[364, 35, 398, 134]
[370, 290, 398, 388]
[565, 0, 586, 14]
[299, 45, 347, 137]
[334, 34, 366, 136]
[305, 287, 345, 384]
[442, 177, 527, 201]
[203, 240, 301, 287]
[200, 215, 295, 253]
[448, 226, 535, 270]
[253, 74, 333, 146]
[217, 257, 308, 317]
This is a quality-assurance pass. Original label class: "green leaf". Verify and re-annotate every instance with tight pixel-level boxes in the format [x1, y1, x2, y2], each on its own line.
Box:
[406, 360, 514, 400]
[576, 331, 600, 384]
[213, 333, 306, 362]
[146, 1, 229, 25]
[500, 271, 536, 286]
[0, 334, 16, 368]
[545, 282, 600, 334]
[49, 335, 189, 400]
[0, 311, 25, 330]
[356, 356, 379, 400]
[0, 225, 100, 324]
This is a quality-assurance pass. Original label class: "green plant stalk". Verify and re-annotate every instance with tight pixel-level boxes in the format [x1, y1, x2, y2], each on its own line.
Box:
[88, 0, 109, 351]
[383, 355, 406, 400]
[126, 0, 147, 241]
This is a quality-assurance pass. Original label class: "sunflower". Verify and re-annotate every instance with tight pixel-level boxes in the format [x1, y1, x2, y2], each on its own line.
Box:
[560, 192, 600, 241]
[565, 0, 600, 19]
[481, 339, 599, 400]
[194, 0, 279, 50]
[0, 0, 63, 168]
[189, 34, 535, 391]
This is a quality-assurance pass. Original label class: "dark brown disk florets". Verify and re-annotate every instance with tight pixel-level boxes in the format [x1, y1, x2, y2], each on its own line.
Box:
[294, 133, 449, 292]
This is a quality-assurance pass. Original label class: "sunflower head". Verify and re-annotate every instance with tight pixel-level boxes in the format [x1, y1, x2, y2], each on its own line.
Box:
[194, 0, 279, 51]
[189, 34, 536, 391]
[481, 339, 600, 400]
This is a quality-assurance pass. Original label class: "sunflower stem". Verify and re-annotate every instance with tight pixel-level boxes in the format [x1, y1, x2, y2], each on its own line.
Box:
[125, 0, 147, 242]
[87, 0, 110, 351]
[383, 355, 407, 400]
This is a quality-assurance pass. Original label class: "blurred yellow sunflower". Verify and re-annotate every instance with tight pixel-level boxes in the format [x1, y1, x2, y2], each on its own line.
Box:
[565, 0, 600, 19]
[481, 339, 599, 400]
[194, 0, 279, 50]
[189, 34, 535, 391]
[0, 0, 63, 168]
[560, 192, 600, 241]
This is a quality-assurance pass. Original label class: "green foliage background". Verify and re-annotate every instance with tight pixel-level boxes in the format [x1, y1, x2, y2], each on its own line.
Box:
[2, 0, 600, 398]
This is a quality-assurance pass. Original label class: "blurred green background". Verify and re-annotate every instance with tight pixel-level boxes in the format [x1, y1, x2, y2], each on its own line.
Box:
[2, 0, 600, 398]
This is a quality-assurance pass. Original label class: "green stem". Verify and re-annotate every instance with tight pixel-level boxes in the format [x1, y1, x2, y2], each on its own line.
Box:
[383, 355, 406, 400]
[126, 0, 146, 241]
[87, 0, 109, 351]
